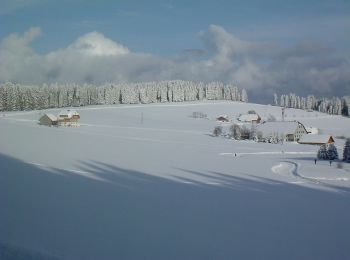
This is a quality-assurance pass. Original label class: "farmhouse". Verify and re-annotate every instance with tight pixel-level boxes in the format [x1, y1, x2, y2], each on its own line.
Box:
[39, 114, 58, 126]
[57, 110, 80, 126]
[238, 114, 261, 124]
[298, 134, 335, 145]
[257, 121, 307, 142]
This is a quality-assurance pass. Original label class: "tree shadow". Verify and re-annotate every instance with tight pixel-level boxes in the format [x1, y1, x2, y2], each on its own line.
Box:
[1, 153, 350, 260]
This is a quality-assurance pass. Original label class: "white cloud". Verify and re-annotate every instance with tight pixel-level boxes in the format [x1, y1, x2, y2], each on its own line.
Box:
[0, 25, 349, 101]
[66, 31, 130, 56]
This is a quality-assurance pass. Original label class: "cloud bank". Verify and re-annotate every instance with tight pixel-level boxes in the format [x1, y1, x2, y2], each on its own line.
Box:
[1, 25, 349, 101]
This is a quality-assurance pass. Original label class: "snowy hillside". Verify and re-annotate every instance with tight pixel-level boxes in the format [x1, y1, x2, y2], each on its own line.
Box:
[1, 101, 350, 260]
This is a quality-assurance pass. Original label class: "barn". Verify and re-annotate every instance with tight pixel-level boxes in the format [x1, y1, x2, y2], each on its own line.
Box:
[298, 134, 335, 145]
[39, 114, 58, 126]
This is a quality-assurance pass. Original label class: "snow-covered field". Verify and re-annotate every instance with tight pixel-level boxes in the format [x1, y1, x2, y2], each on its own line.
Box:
[1, 101, 350, 260]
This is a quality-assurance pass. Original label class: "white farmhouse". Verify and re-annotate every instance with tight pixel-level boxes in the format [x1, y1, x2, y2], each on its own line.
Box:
[257, 121, 307, 142]
[57, 110, 80, 126]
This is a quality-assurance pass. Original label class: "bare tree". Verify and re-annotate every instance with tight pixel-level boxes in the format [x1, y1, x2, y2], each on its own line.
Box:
[213, 126, 223, 137]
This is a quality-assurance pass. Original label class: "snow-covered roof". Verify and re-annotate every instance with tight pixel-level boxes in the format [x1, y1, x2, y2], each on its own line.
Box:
[298, 134, 334, 144]
[238, 114, 260, 122]
[58, 110, 79, 119]
[257, 121, 300, 135]
[305, 127, 319, 134]
[45, 113, 57, 121]
[216, 115, 229, 122]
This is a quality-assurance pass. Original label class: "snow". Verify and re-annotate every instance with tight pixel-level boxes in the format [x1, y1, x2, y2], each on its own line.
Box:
[1, 101, 350, 259]
[298, 134, 333, 144]
[57, 109, 79, 119]
[305, 126, 319, 134]
[238, 113, 260, 122]
[45, 113, 57, 121]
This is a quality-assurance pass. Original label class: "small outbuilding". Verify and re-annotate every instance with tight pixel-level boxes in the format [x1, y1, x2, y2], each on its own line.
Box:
[298, 134, 335, 145]
[39, 113, 58, 126]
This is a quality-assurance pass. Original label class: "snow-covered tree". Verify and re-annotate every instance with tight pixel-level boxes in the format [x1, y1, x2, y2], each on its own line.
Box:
[341, 98, 349, 116]
[317, 144, 328, 160]
[213, 126, 223, 137]
[327, 144, 338, 160]
[273, 93, 278, 106]
[230, 124, 241, 140]
[318, 143, 338, 160]
[280, 95, 285, 107]
[240, 125, 251, 140]
[0, 81, 248, 111]
[241, 89, 248, 102]
[249, 123, 258, 140]
[343, 139, 350, 162]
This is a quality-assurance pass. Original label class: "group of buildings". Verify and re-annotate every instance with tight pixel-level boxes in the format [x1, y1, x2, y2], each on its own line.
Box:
[217, 111, 334, 145]
[39, 110, 80, 127]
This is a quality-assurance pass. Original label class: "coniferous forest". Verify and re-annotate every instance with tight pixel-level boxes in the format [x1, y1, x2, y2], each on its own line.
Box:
[0, 81, 248, 111]
[273, 93, 349, 116]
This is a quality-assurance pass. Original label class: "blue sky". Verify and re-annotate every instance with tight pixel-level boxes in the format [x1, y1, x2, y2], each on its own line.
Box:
[1, 0, 349, 101]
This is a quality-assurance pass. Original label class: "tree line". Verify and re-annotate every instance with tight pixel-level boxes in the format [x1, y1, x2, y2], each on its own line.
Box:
[0, 81, 248, 111]
[273, 93, 349, 116]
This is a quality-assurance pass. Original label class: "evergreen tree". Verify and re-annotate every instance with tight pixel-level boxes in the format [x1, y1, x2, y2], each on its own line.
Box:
[342, 98, 349, 116]
[273, 93, 278, 106]
[0, 81, 249, 112]
[317, 144, 328, 160]
[343, 139, 350, 162]
[241, 89, 248, 102]
[327, 143, 338, 160]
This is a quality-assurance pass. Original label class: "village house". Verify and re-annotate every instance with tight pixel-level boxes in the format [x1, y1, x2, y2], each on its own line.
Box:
[237, 114, 261, 124]
[39, 113, 58, 126]
[298, 134, 335, 145]
[57, 110, 80, 126]
[257, 121, 308, 142]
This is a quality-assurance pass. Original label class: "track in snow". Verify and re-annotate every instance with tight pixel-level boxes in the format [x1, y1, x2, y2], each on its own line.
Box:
[271, 161, 349, 185]
[221, 151, 316, 157]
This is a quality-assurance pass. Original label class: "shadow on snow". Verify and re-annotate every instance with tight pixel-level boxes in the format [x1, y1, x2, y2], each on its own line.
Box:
[1, 153, 350, 260]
